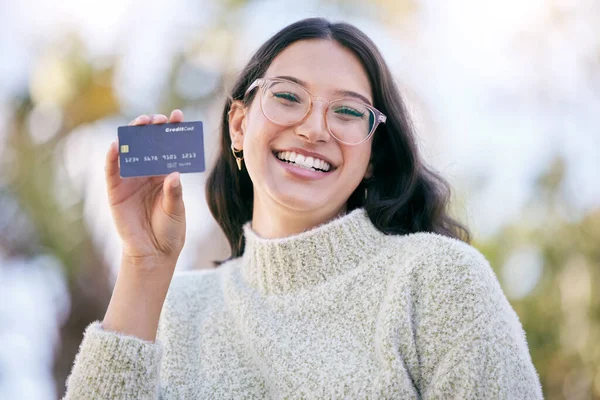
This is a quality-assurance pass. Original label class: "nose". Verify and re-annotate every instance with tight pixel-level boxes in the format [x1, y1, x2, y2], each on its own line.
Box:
[293, 99, 331, 143]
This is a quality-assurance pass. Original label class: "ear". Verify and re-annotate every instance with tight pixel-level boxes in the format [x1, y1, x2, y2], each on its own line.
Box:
[228, 100, 247, 150]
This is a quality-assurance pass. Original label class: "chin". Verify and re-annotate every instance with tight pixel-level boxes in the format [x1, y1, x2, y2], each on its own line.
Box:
[273, 192, 326, 211]
[262, 182, 324, 208]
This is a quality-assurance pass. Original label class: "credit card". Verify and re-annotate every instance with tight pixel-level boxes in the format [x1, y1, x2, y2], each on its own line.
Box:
[118, 121, 205, 178]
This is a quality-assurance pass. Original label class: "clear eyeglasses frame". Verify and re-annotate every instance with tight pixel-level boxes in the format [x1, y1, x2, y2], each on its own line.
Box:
[243, 77, 387, 146]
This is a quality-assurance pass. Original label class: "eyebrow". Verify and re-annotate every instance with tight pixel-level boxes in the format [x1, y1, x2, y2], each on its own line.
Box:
[274, 75, 373, 106]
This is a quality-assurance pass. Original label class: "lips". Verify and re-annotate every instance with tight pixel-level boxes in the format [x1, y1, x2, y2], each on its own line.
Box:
[272, 153, 333, 180]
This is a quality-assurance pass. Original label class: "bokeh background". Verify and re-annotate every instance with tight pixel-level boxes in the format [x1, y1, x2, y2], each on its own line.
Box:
[0, 0, 598, 399]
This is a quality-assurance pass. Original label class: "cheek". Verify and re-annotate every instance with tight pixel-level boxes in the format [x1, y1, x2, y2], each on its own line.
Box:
[241, 117, 282, 177]
[244, 105, 279, 145]
[342, 147, 371, 178]
[243, 126, 277, 162]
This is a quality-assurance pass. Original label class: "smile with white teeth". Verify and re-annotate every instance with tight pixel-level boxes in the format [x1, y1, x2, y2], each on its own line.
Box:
[276, 151, 332, 172]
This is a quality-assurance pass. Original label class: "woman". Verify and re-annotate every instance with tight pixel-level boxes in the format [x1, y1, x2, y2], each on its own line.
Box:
[64, 18, 543, 399]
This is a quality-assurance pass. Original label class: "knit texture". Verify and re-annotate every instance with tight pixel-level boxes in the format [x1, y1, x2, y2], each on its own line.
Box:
[63, 208, 544, 399]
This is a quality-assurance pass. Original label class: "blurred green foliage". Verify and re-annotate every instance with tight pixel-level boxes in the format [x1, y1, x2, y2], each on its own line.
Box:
[476, 158, 600, 399]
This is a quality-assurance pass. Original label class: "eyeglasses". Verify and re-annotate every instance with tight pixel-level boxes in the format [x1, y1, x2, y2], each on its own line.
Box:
[244, 77, 387, 145]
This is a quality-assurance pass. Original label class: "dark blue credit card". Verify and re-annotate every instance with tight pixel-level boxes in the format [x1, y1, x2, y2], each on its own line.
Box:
[118, 121, 205, 178]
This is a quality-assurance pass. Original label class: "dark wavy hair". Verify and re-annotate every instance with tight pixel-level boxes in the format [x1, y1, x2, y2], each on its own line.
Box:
[206, 18, 470, 264]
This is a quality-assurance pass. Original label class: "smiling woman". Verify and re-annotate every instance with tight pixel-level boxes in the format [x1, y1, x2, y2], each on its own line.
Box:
[63, 18, 544, 399]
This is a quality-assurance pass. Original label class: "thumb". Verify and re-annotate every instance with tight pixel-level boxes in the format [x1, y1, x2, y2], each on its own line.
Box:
[162, 172, 185, 220]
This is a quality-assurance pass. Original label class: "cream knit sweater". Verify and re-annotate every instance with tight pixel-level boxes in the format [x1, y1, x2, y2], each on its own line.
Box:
[63, 208, 543, 399]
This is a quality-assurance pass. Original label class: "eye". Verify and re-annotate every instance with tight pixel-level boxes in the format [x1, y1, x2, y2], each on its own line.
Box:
[273, 92, 300, 103]
[334, 106, 365, 118]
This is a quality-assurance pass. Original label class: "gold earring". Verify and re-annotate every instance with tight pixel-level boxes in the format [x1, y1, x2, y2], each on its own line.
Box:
[231, 143, 244, 171]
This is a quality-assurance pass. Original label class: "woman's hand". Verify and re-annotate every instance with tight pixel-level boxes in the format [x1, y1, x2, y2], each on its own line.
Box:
[105, 110, 187, 274]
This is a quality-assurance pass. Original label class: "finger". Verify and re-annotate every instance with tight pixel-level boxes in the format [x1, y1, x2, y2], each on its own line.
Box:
[129, 115, 151, 126]
[151, 114, 168, 124]
[105, 139, 122, 190]
[168, 109, 184, 123]
[161, 172, 185, 221]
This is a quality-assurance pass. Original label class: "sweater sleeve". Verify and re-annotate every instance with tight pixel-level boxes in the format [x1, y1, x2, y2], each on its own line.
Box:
[62, 321, 163, 400]
[421, 314, 543, 399]
[410, 235, 544, 400]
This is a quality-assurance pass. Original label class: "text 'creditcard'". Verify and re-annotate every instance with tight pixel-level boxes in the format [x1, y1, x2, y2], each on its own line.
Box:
[118, 121, 205, 178]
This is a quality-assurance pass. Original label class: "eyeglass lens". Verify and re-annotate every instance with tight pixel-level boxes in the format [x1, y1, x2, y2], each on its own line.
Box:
[262, 80, 376, 144]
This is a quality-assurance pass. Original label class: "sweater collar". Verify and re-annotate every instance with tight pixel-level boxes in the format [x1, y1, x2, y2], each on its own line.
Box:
[240, 208, 386, 296]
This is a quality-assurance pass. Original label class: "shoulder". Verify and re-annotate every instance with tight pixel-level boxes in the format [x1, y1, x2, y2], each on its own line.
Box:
[396, 231, 485, 262]
[157, 264, 236, 340]
[381, 231, 492, 282]
[380, 232, 509, 321]
[162, 264, 232, 316]
[169, 267, 221, 292]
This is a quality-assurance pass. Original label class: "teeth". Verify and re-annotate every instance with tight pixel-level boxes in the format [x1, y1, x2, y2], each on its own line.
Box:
[276, 151, 331, 171]
[297, 163, 314, 171]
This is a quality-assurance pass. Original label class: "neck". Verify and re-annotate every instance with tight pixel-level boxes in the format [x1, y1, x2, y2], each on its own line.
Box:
[240, 207, 386, 295]
[251, 196, 347, 239]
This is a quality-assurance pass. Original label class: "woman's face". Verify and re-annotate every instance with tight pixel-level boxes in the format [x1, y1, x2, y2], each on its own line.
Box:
[232, 39, 374, 217]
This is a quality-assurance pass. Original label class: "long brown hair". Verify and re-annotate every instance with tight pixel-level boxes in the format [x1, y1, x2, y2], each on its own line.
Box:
[206, 18, 471, 265]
